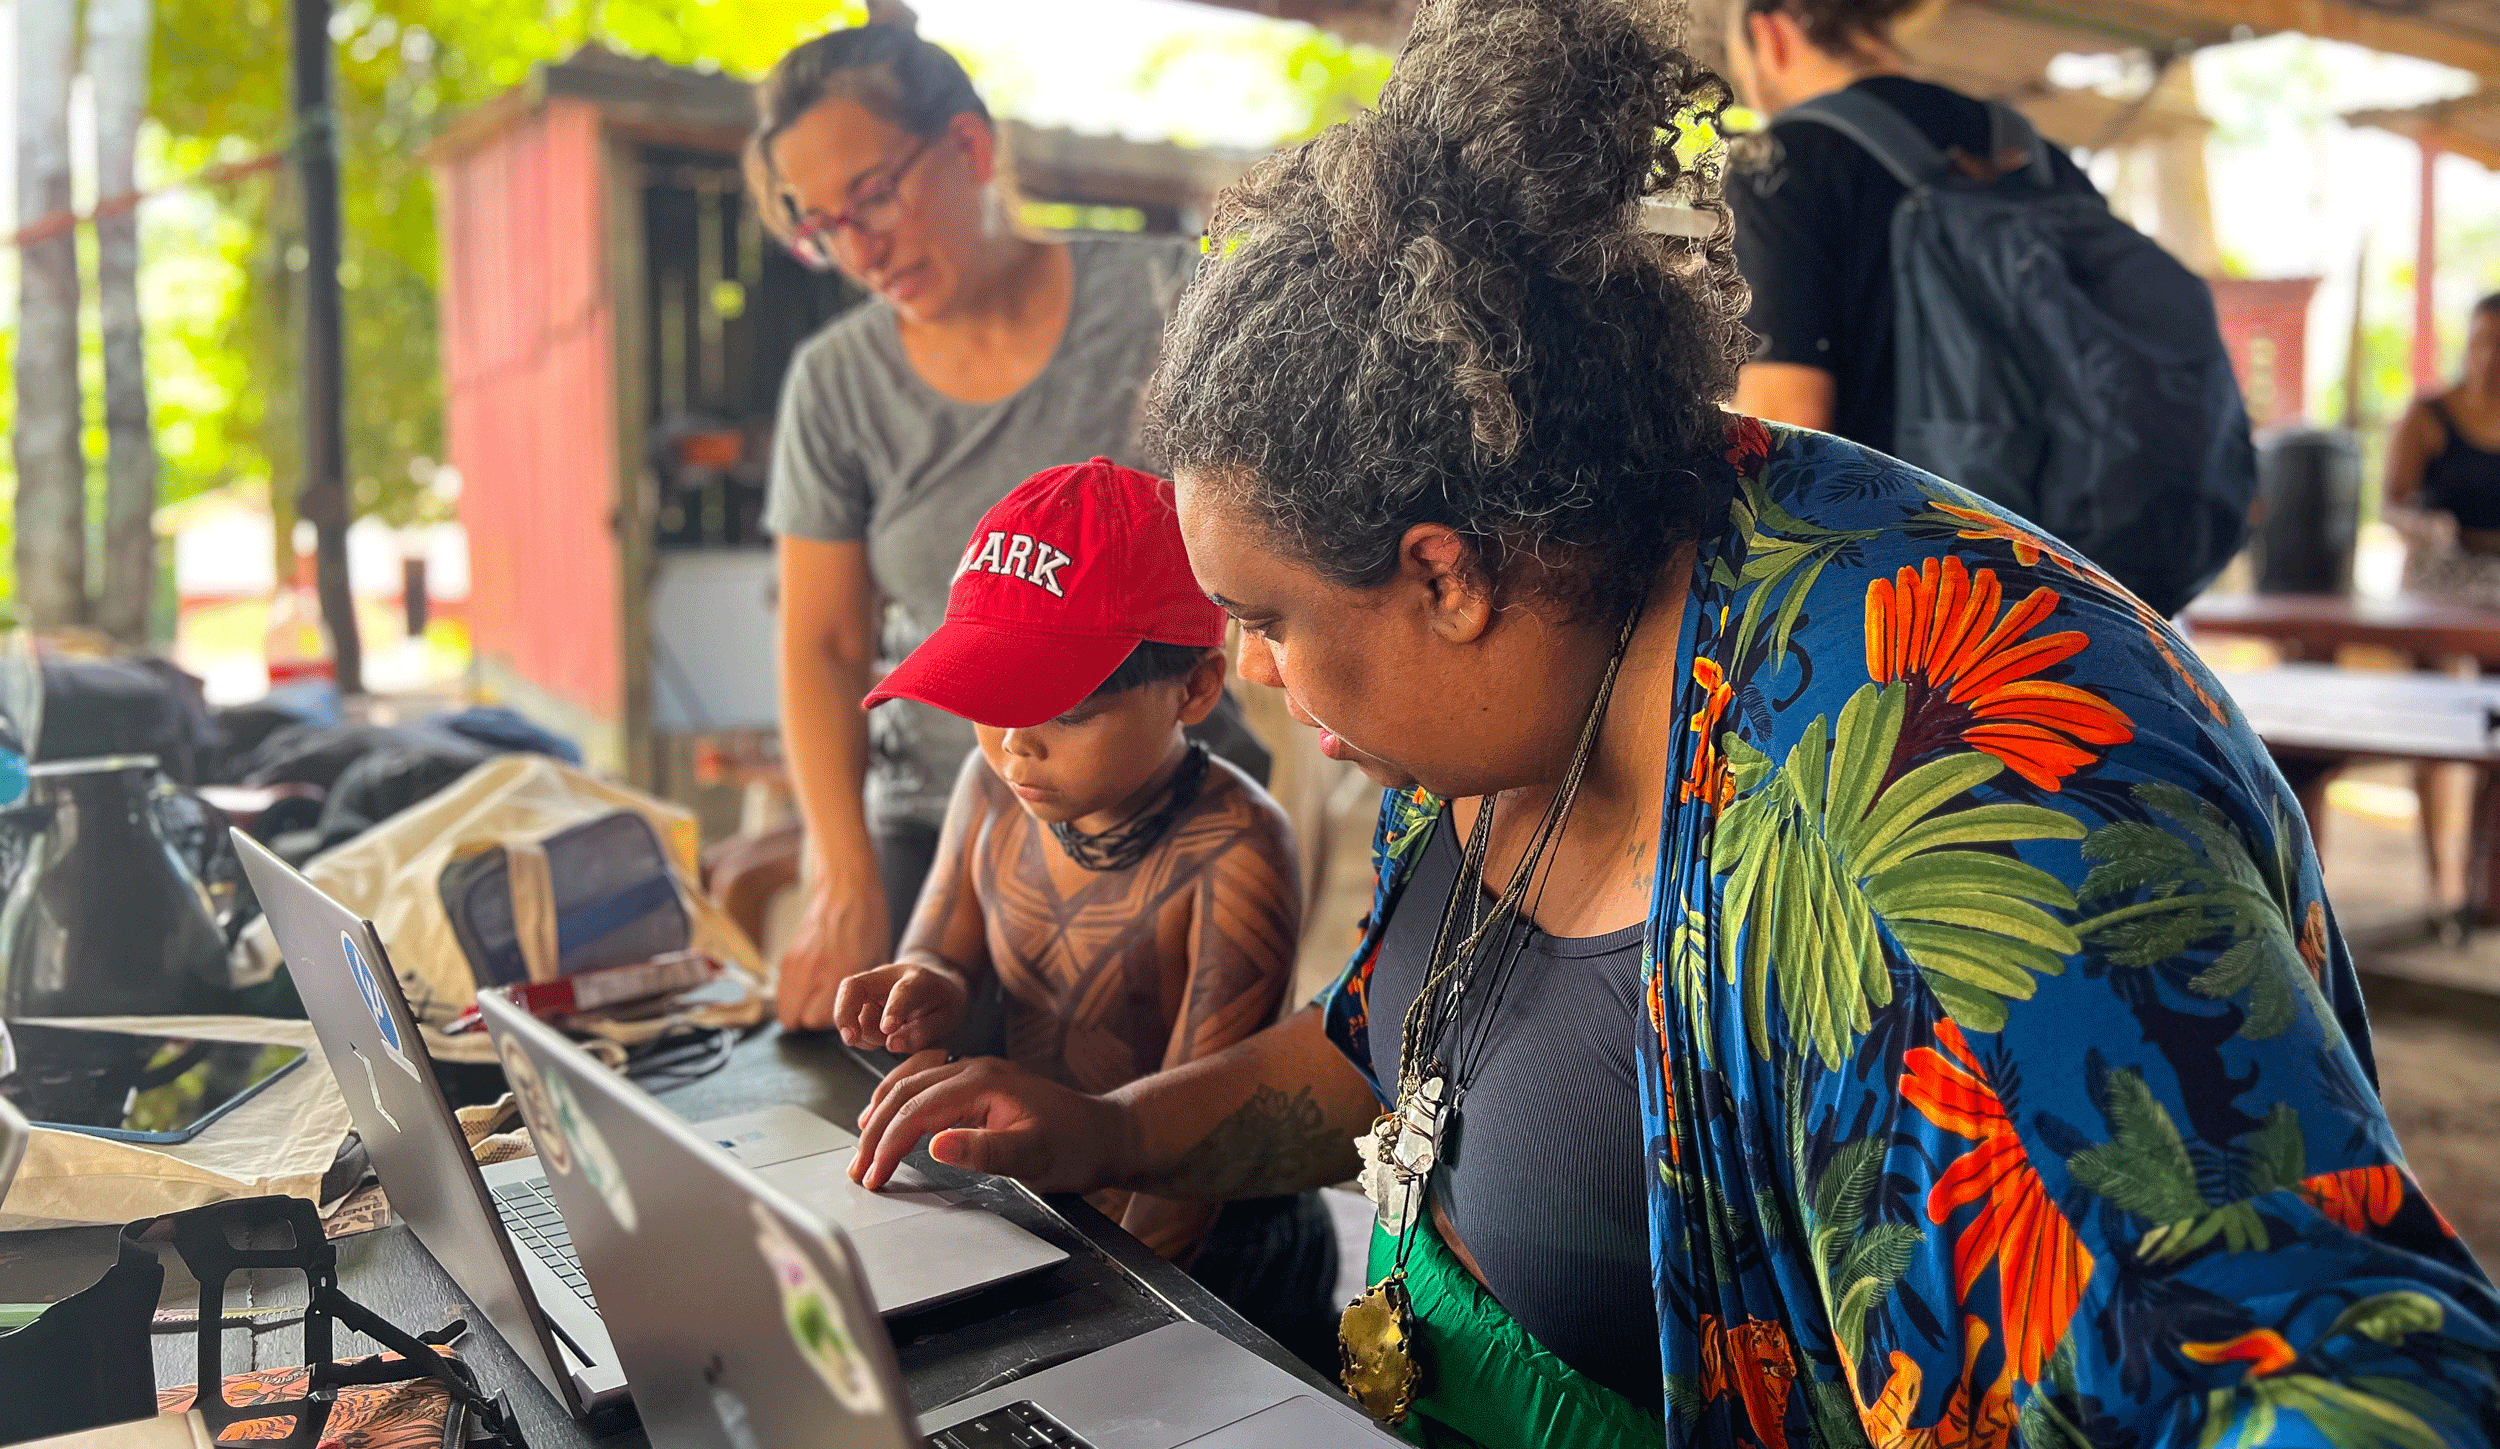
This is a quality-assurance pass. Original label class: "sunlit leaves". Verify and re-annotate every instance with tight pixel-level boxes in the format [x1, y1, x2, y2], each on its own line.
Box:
[146, 0, 868, 528]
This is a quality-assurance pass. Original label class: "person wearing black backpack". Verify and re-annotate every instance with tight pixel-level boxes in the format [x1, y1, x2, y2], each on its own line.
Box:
[1720, 0, 2258, 618]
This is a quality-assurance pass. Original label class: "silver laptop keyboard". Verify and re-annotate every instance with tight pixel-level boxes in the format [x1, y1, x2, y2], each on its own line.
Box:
[490, 1177, 596, 1309]
[927, 1401, 1091, 1449]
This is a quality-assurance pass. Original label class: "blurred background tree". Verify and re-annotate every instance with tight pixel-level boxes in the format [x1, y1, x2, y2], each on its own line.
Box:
[0, 0, 1389, 622]
[146, 0, 869, 583]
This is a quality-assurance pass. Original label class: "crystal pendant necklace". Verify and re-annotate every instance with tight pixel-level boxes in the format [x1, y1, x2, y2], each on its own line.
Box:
[1337, 604, 1641, 1426]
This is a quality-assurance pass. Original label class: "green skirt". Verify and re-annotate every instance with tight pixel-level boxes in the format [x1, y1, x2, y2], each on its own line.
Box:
[1363, 1218, 1666, 1449]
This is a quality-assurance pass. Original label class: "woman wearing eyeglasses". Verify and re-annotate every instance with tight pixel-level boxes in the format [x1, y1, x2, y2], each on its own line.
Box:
[747, 16, 1208, 1037]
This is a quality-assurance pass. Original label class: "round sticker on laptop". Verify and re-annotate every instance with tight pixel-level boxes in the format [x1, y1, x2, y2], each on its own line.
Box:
[750, 1201, 883, 1414]
[344, 931, 424, 1082]
[496, 1038, 570, 1176]
[543, 1068, 637, 1233]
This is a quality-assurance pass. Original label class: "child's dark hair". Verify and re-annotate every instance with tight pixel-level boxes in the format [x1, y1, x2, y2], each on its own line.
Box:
[1089, 642, 1213, 699]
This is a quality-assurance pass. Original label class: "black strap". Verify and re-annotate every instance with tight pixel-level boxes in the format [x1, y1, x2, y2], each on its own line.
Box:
[163, 1195, 529, 1449]
[1778, 88, 2053, 191]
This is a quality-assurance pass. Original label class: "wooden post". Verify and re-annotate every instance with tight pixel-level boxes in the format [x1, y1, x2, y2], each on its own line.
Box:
[2344, 233, 2370, 432]
[89, 0, 159, 647]
[12, 0, 86, 630]
[2413, 139, 2441, 397]
[290, 0, 363, 694]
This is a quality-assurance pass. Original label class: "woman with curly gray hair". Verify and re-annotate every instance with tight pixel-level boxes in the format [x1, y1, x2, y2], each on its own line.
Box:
[851, 2, 2499, 1445]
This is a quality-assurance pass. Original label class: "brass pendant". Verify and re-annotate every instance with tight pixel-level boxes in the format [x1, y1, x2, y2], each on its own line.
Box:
[1338, 1272, 1421, 1426]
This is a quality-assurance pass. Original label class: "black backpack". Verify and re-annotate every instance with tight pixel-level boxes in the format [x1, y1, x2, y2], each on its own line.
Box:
[1782, 89, 2257, 618]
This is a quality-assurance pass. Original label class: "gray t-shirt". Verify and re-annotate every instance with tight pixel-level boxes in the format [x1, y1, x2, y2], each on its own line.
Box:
[766, 234, 1198, 829]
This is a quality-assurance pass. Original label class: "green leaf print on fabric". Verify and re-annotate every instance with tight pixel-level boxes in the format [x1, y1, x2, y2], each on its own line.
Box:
[1715, 681, 2085, 1066]
[2074, 782, 2336, 1042]
[2065, 1073, 2327, 1264]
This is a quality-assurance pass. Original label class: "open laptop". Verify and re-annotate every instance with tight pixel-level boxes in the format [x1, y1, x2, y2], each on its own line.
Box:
[479, 986, 1401, 1449]
[0, 1093, 28, 1205]
[235, 831, 1066, 1419]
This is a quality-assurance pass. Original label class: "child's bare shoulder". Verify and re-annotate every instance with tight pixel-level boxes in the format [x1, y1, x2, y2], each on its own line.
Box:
[1186, 756, 1295, 859]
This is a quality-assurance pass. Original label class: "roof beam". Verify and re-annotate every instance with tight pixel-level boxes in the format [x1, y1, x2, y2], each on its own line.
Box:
[2349, 102, 2500, 171]
[2095, 0, 2500, 75]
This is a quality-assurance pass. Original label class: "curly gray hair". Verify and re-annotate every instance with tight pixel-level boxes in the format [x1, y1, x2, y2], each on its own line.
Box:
[1142, 0, 1750, 622]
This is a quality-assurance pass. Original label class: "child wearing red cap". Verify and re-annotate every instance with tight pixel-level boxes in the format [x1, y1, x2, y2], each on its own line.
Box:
[834, 458, 1331, 1357]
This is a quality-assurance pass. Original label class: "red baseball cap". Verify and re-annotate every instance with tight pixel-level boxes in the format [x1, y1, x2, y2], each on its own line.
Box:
[864, 458, 1226, 729]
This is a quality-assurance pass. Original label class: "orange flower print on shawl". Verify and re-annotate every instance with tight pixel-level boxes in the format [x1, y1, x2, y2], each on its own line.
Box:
[2180, 1328, 2299, 1382]
[1853, 1317, 2019, 1449]
[1901, 1018, 2095, 1382]
[2300, 1165, 2407, 1234]
[1700, 1313, 1799, 1448]
[2298, 899, 2329, 982]
[1930, 499, 2229, 726]
[1865, 555, 2134, 790]
[1726, 414, 1774, 474]
[1682, 655, 1737, 811]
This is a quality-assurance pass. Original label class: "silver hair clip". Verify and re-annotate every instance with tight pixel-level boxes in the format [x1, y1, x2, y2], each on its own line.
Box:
[1639, 197, 1719, 237]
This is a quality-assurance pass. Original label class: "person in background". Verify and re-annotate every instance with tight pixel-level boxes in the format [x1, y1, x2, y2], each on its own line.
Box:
[831, 459, 1333, 1364]
[2388, 293, 2500, 556]
[1717, 0, 2100, 447]
[749, 14, 1254, 1033]
[2381, 293, 2500, 922]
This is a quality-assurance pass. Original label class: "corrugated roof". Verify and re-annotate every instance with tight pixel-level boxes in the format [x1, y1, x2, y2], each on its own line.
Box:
[425, 46, 1260, 208]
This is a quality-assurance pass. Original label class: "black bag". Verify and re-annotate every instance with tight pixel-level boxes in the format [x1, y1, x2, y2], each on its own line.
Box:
[1782, 90, 2258, 618]
[0, 1196, 526, 1448]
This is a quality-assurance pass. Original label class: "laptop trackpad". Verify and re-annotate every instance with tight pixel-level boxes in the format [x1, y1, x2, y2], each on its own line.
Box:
[757, 1148, 953, 1229]
[1176, 1397, 1389, 1447]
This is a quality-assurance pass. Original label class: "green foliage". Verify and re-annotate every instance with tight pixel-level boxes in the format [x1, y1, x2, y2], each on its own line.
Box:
[2066, 1068, 2207, 1223]
[2073, 782, 2330, 1042]
[2195, 1376, 2444, 1449]
[1804, 1135, 1923, 1363]
[2065, 1070, 2295, 1264]
[1714, 680, 2084, 1066]
[2245, 1103, 2306, 1197]
[1133, 22, 1391, 147]
[1662, 1373, 1705, 1419]
[1727, 475, 1884, 678]
[147, 0, 867, 532]
[2325, 1293, 2445, 1351]
[2019, 1341, 2100, 1449]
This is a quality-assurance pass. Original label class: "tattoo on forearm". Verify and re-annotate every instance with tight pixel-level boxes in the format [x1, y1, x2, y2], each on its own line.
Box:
[1139, 1085, 1358, 1199]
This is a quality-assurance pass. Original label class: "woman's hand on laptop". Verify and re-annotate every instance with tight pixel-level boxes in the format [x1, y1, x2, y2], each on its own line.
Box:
[850, 1052, 1127, 1194]
[831, 961, 970, 1054]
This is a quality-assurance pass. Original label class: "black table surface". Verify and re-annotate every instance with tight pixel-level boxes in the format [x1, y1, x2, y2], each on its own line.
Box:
[0, 1025, 1339, 1445]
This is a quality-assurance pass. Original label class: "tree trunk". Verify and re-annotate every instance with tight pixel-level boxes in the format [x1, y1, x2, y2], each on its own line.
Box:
[13, 0, 87, 631]
[89, 0, 160, 647]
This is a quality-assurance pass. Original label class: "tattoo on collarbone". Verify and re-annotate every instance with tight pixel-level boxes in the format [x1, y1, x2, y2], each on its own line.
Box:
[1151, 1084, 1343, 1199]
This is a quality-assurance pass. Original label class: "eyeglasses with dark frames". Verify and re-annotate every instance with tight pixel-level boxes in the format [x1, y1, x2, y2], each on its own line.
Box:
[780, 135, 937, 270]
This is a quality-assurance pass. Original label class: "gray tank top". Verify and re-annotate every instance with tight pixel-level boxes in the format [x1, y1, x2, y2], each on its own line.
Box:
[1362, 815, 1661, 1409]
